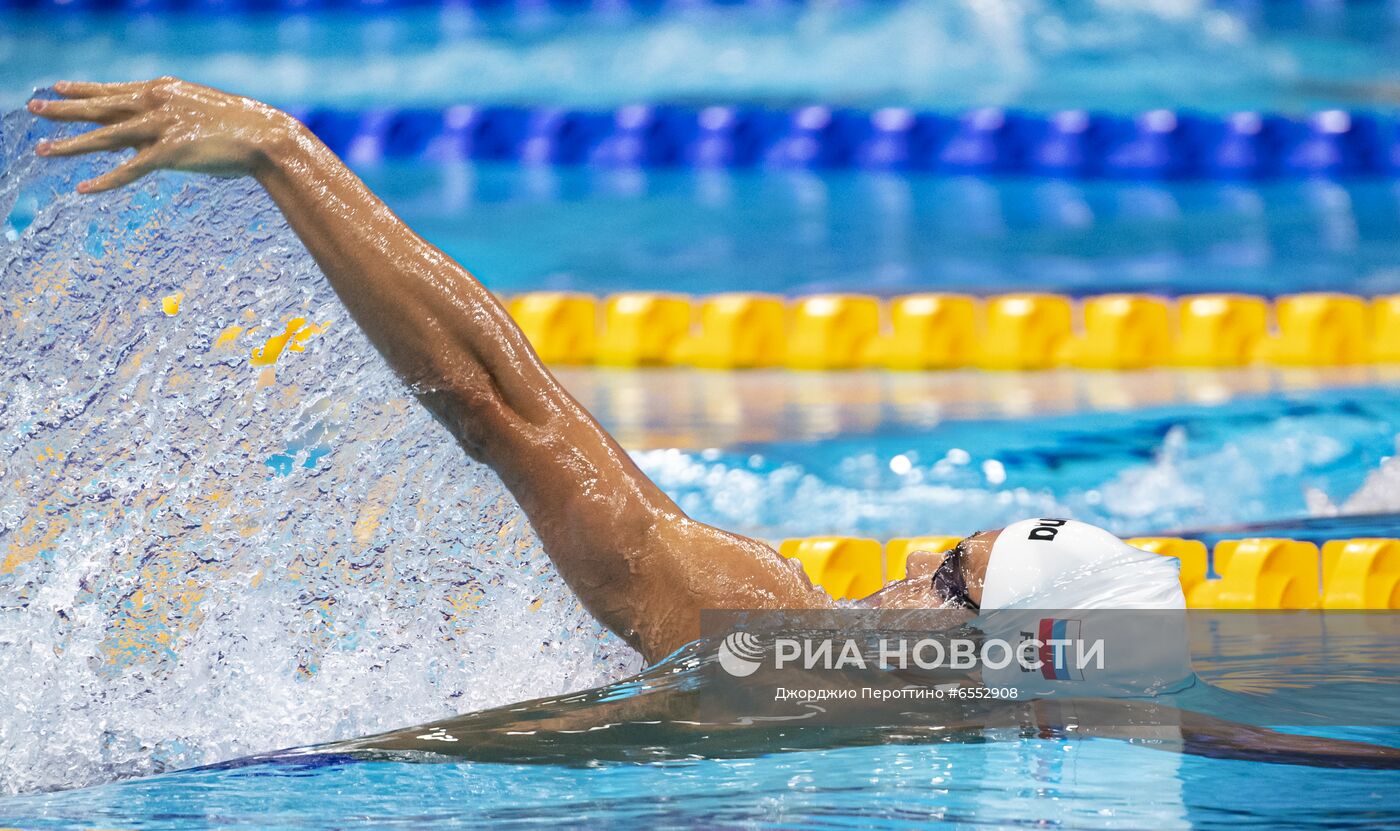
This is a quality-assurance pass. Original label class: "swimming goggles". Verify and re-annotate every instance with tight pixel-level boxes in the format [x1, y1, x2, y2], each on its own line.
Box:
[931, 538, 979, 610]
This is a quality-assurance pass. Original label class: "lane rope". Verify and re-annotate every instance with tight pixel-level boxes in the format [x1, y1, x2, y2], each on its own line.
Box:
[781, 534, 1400, 609]
[498, 290, 1400, 371]
[277, 104, 1400, 180]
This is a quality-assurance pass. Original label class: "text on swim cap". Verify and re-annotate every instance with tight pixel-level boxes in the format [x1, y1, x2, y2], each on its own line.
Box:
[1027, 518, 1069, 542]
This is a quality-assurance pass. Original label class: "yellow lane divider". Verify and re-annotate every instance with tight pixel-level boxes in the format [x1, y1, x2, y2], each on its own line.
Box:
[885, 535, 966, 582]
[503, 291, 1400, 371]
[780, 534, 1400, 608]
[1375, 296, 1400, 363]
[506, 292, 597, 365]
[1321, 538, 1400, 609]
[779, 537, 884, 600]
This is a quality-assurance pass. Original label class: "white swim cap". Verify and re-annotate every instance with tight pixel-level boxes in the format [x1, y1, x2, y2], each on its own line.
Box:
[977, 518, 1193, 697]
[981, 518, 1186, 611]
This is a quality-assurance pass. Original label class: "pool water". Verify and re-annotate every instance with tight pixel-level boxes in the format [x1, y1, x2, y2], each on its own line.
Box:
[628, 383, 1400, 541]
[2, 0, 1400, 112]
[4, 610, 1400, 830]
[3, 735, 1391, 830]
[11, 157, 1400, 300]
[4, 0, 1400, 825]
[357, 162, 1400, 298]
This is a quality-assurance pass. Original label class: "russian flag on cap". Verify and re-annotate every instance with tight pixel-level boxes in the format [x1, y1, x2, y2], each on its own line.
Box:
[1037, 618, 1085, 681]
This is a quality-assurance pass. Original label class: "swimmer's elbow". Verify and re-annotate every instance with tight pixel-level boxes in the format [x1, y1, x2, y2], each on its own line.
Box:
[414, 364, 525, 453]
[445, 368, 506, 420]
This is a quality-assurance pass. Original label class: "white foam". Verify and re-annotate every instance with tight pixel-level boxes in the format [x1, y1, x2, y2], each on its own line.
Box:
[1340, 438, 1400, 514]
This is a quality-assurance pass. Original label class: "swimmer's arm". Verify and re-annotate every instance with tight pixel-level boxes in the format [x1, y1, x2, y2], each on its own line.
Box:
[1171, 709, 1400, 768]
[1063, 701, 1400, 769]
[31, 78, 832, 663]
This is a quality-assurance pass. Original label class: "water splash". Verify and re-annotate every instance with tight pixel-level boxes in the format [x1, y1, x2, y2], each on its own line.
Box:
[1337, 439, 1400, 514]
[0, 108, 640, 795]
[634, 389, 1400, 540]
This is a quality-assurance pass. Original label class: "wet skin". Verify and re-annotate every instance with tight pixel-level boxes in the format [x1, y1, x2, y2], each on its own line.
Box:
[28, 77, 991, 665]
[30, 79, 1400, 770]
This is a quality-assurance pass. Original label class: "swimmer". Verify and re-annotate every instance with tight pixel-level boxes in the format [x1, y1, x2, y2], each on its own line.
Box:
[4, 79, 1304, 660]
[29, 77, 1018, 666]
[29, 79, 1400, 769]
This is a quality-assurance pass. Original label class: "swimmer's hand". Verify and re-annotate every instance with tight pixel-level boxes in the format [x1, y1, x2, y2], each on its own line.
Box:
[29, 77, 299, 193]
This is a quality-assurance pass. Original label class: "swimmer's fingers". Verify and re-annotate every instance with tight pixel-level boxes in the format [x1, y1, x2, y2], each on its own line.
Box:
[29, 93, 148, 125]
[51, 80, 152, 99]
[78, 146, 162, 194]
[39, 118, 160, 158]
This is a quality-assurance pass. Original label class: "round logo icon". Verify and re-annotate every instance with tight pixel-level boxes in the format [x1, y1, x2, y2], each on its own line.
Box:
[718, 631, 764, 677]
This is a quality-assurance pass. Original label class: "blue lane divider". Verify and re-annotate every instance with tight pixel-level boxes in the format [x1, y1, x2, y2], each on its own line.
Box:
[5, 0, 458, 10]
[0, 0, 824, 9]
[6, 0, 1390, 11]
[0, 0, 983, 10]
[285, 104, 1400, 180]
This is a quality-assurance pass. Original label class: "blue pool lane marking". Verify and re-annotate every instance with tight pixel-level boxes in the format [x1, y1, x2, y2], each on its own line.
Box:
[284, 104, 1400, 181]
